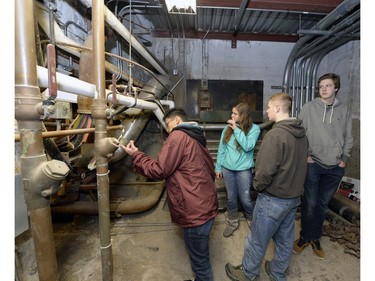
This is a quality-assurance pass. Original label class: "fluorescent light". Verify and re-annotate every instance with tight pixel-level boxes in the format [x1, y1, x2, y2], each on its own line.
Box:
[165, 0, 196, 14]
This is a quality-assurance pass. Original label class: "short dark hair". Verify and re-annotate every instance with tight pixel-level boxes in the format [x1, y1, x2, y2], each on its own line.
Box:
[163, 108, 188, 122]
[318, 73, 341, 93]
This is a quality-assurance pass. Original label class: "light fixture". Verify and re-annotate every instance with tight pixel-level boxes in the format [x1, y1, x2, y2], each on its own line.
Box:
[165, 0, 196, 14]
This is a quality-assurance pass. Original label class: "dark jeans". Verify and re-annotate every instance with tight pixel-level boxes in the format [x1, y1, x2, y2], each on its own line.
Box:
[300, 163, 345, 242]
[183, 218, 215, 281]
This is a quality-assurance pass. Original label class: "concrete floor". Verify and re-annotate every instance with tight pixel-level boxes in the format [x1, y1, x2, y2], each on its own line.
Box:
[16, 192, 360, 281]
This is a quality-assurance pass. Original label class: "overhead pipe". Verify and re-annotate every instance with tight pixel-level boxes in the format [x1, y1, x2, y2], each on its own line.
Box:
[78, 0, 168, 75]
[36, 2, 145, 86]
[283, 0, 360, 93]
[297, 11, 360, 57]
[289, 27, 359, 116]
[286, 18, 359, 115]
[15, 0, 70, 280]
[37, 65, 169, 129]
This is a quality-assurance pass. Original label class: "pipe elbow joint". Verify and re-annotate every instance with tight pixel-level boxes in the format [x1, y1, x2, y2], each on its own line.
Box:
[23, 159, 70, 209]
[96, 137, 120, 158]
[39, 160, 70, 197]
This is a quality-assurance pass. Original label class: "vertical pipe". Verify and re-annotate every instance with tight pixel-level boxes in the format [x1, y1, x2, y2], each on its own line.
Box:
[92, 0, 113, 280]
[15, 0, 59, 280]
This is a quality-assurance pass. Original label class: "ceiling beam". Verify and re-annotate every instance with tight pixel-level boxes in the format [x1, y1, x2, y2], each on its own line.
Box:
[152, 29, 299, 42]
[198, 0, 343, 13]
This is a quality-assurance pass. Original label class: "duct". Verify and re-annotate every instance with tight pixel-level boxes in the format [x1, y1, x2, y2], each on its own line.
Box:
[282, 0, 360, 92]
[109, 114, 152, 163]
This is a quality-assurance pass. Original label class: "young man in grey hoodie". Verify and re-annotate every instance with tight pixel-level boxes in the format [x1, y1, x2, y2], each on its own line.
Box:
[293, 73, 354, 259]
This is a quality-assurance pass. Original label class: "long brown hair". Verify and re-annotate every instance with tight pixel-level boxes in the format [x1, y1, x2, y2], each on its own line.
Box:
[223, 102, 253, 151]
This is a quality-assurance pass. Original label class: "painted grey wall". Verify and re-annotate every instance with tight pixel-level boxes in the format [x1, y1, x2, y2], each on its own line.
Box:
[317, 40, 360, 119]
[149, 38, 360, 121]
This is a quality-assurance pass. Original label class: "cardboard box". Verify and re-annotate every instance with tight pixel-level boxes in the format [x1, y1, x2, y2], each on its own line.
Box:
[337, 176, 360, 203]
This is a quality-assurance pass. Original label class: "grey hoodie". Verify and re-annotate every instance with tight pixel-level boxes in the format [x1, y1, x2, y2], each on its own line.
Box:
[299, 97, 353, 168]
[253, 118, 308, 198]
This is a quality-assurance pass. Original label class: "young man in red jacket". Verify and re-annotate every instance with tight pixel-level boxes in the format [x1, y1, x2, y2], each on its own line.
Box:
[121, 108, 218, 281]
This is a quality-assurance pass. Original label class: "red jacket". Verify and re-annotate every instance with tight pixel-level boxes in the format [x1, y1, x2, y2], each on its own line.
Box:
[131, 127, 218, 228]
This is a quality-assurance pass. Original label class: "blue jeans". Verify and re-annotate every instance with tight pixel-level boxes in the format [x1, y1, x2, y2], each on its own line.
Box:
[300, 163, 344, 242]
[183, 218, 215, 281]
[242, 193, 301, 281]
[222, 168, 254, 216]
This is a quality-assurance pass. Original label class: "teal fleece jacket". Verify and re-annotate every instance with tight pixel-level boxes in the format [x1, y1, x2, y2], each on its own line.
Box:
[215, 123, 260, 172]
[298, 97, 353, 168]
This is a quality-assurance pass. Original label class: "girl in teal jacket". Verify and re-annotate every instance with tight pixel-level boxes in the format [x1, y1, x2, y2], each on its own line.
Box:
[215, 102, 260, 237]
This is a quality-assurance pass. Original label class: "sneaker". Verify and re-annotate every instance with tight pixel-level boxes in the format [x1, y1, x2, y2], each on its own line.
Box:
[183, 278, 195, 281]
[225, 263, 258, 281]
[264, 260, 276, 281]
[311, 240, 325, 259]
[293, 237, 309, 254]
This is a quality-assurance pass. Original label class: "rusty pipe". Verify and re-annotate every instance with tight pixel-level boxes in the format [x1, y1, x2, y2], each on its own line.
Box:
[50, 182, 165, 215]
[92, 0, 113, 279]
[14, 125, 124, 142]
[15, 0, 61, 280]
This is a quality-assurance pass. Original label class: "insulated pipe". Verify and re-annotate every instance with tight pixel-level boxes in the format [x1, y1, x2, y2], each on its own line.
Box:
[328, 195, 359, 225]
[92, 0, 113, 279]
[37, 65, 169, 129]
[15, 0, 60, 280]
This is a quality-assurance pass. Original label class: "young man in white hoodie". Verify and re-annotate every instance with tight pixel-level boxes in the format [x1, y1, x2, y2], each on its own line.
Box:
[293, 73, 354, 259]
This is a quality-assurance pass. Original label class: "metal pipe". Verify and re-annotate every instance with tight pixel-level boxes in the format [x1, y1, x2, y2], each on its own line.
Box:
[50, 182, 165, 215]
[77, 0, 168, 75]
[282, 0, 360, 92]
[92, 0, 113, 279]
[15, 0, 60, 280]
[36, 2, 146, 86]
[15, 125, 124, 142]
[37, 65, 169, 128]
